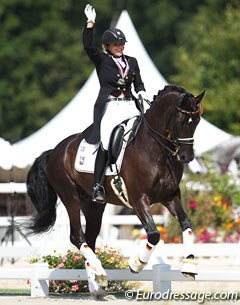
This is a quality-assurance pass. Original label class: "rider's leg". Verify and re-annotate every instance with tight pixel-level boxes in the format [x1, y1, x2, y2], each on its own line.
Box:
[92, 144, 108, 203]
[93, 100, 140, 203]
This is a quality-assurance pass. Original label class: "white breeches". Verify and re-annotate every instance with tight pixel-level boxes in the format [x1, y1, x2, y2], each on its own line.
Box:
[100, 99, 140, 150]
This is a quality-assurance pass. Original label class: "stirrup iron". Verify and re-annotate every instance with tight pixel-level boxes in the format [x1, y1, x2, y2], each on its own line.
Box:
[92, 184, 105, 204]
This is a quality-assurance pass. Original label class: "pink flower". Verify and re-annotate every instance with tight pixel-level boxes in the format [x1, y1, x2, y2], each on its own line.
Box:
[56, 263, 65, 269]
[73, 256, 79, 261]
[72, 285, 79, 292]
[189, 197, 197, 210]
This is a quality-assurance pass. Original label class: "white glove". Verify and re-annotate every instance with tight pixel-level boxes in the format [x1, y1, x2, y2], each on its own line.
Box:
[138, 91, 150, 112]
[84, 4, 96, 23]
[138, 90, 148, 101]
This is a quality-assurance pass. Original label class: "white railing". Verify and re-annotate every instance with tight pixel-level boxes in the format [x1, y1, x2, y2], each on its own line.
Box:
[0, 214, 164, 227]
[1, 242, 239, 261]
[0, 214, 166, 242]
[0, 263, 240, 297]
[0, 183, 27, 193]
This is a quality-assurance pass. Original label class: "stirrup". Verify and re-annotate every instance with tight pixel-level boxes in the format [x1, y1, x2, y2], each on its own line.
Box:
[92, 184, 105, 204]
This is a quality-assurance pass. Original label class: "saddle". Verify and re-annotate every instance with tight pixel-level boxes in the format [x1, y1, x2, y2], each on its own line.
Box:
[108, 115, 141, 166]
[75, 116, 141, 175]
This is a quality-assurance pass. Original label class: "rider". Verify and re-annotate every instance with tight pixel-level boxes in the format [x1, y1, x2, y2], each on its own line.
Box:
[83, 4, 148, 203]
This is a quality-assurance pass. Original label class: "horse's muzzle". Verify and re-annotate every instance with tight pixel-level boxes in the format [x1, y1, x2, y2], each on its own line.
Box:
[179, 151, 194, 163]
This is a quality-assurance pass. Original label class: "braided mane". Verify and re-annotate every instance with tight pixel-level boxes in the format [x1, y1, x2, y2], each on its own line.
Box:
[153, 85, 188, 103]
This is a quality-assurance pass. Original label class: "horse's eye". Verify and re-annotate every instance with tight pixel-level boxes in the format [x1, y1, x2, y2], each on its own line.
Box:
[188, 117, 193, 124]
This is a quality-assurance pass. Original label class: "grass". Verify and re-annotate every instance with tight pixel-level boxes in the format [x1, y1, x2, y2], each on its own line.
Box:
[0, 288, 30, 295]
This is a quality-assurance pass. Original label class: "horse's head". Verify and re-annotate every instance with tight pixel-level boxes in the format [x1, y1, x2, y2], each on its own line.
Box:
[173, 90, 205, 163]
[145, 85, 205, 164]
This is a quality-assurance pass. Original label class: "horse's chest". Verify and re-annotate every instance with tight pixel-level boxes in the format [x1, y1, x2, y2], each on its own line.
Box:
[159, 177, 179, 192]
[151, 170, 182, 202]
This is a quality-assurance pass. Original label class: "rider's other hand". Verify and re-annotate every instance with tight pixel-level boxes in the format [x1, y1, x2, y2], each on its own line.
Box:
[84, 4, 96, 23]
[138, 90, 148, 101]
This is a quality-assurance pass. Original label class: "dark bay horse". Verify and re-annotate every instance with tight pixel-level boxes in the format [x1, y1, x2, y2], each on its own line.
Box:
[27, 85, 205, 294]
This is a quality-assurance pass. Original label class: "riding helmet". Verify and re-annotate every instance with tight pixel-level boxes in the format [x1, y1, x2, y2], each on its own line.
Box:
[102, 28, 127, 44]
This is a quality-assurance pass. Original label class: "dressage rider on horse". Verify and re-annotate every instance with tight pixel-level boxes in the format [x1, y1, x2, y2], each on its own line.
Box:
[82, 4, 148, 203]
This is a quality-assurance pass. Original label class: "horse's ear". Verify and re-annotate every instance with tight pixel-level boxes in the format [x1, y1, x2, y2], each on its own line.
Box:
[195, 90, 206, 104]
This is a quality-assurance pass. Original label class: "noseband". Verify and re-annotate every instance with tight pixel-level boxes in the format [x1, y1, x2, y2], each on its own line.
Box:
[143, 99, 200, 156]
[173, 106, 200, 146]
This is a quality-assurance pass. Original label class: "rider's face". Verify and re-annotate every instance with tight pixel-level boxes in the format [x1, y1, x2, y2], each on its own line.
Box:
[107, 43, 125, 57]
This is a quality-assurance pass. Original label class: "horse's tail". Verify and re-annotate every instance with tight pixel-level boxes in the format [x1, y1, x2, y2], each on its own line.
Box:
[27, 149, 58, 234]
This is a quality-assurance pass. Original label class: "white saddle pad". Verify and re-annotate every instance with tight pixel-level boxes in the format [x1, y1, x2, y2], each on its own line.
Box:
[74, 117, 138, 175]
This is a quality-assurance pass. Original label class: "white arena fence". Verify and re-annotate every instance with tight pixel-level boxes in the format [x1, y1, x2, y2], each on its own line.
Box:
[0, 242, 240, 262]
[0, 263, 240, 297]
[0, 208, 240, 297]
[0, 214, 165, 227]
[0, 242, 240, 298]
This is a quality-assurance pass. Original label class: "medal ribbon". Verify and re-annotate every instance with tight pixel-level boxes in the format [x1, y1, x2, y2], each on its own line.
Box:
[112, 56, 130, 79]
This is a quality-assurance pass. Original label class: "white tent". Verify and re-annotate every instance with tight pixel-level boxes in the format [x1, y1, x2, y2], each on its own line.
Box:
[0, 138, 13, 170]
[7, 11, 232, 169]
[194, 118, 232, 155]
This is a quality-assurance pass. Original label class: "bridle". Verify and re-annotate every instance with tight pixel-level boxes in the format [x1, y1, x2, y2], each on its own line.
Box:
[142, 96, 200, 156]
[173, 105, 200, 145]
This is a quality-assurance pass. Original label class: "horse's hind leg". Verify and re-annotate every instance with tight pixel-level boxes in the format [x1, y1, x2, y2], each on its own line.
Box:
[81, 200, 106, 251]
[81, 200, 108, 292]
[55, 183, 107, 294]
[164, 193, 198, 278]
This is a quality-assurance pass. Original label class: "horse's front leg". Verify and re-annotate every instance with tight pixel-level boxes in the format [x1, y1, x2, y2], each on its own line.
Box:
[164, 193, 198, 279]
[129, 194, 160, 273]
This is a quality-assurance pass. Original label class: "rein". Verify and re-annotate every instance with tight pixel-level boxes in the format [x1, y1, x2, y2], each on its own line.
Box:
[143, 118, 180, 156]
[138, 96, 180, 155]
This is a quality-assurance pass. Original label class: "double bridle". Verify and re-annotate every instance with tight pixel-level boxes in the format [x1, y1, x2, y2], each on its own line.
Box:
[143, 101, 200, 156]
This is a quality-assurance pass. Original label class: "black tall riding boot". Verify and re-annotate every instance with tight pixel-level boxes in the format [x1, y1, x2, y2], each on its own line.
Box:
[92, 146, 108, 203]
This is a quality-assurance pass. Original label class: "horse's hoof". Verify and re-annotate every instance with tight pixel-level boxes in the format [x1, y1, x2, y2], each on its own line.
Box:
[182, 272, 195, 280]
[129, 265, 138, 274]
[128, 254, 147, 273]
[91, 287, 107, 299]
[180, 258, 198, 277]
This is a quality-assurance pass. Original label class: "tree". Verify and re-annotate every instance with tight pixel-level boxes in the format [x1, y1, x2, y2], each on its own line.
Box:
[170, 2, 240, 135]
[126, 0, 209, 79]
[0, 0, 90, 141]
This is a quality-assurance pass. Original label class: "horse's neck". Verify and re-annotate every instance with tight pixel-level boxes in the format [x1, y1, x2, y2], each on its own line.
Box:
[136, 103, 173, 156]
[134, 117, 184, 181]
[145, 99, 173, 132]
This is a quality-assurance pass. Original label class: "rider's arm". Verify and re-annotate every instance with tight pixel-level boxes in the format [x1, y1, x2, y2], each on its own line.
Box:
[133, 58, 145, 93]
[83, 5, 101, 66]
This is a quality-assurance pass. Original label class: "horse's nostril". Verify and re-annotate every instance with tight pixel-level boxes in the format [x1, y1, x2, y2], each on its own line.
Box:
[180, 153, 194, 163]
